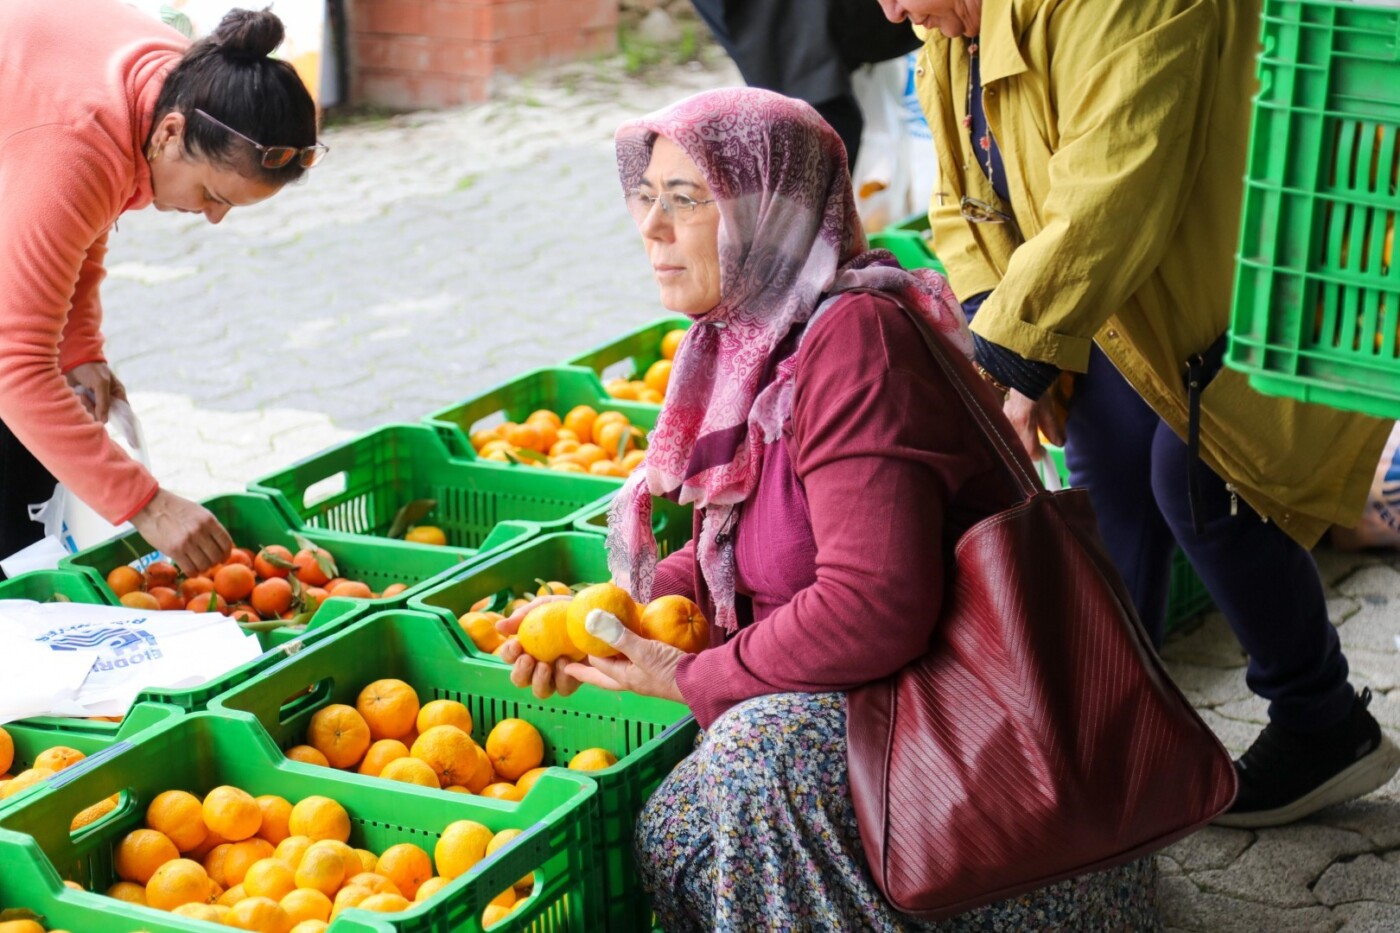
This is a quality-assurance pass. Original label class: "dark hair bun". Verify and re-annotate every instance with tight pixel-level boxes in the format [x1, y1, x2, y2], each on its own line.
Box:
[212, 8, 284, 61]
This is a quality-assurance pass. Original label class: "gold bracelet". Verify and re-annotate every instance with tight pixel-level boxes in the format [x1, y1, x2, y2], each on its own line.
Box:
[974, 363, 1011, 399]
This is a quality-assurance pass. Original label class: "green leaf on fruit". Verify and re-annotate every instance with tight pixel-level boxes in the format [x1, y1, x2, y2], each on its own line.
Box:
[259, 547, 296, 571]
[387, 499, 437, 540]
[236, 619, 287, 635]
[512, 448, 547, 464]
[484, 588, 513, 614]
[46, 593, 72, 603]
[291, 532, 338, 578]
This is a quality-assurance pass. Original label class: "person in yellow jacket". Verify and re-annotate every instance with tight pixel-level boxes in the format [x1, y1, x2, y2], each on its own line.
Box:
[881, 0, 1400, 827]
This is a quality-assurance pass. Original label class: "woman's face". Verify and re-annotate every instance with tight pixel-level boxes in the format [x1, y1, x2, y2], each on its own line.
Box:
[876, 0, 982, 38]
[146, 113, 280, 224]
[634, 136, 722, 318]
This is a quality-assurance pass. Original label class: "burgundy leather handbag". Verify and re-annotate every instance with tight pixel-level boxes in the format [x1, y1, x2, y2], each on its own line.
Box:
[846, 310, 1238, 920]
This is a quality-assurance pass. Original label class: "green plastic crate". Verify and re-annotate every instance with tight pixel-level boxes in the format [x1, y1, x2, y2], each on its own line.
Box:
[1228, 0, 1400, 418]
[59, 492, 518, 623]
[210, 609, 697, 933]
[249, 425, 618, 550]
[564, 318, 691, 399]
[0, 569, 116, 606]
[0, 826, 392, 933]
[0, 704, 182, 813]
[1040, 445, 1212, 630]
[869, 212, 949, 274]
[2, 560, 363, 734]
[567, 495, 693, 559]
[424, 366, 660, 462]
[0, 712, 599, 933]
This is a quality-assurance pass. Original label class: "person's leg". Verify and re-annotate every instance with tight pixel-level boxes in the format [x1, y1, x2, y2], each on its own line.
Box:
[635, 745, 718, 933]
[1151, 427, 1351, 729]
[0, 414, 57, 576]
[1151, 419, 1400, 825]
[1063, 346, 1177, 645]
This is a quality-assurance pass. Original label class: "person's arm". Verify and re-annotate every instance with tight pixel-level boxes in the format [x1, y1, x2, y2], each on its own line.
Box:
[969, 0, 1219, 374]
[58, 230, 110, 374]
[0, 126, 157, 523]
[650, 538, 697, 602]
[674, 298, 991, 728]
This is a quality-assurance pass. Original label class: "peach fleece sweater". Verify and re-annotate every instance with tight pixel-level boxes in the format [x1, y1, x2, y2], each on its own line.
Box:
[0, 0, 186, 523]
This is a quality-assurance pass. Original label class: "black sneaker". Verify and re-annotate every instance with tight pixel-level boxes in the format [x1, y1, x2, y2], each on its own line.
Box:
[1214, 687, 1400, 828]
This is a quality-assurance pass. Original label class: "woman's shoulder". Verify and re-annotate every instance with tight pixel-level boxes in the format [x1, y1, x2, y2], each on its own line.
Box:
[797, 289, 942, 388]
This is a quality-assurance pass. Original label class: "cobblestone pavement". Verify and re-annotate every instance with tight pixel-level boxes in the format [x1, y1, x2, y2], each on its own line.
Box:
[98, 52, 1399, 933]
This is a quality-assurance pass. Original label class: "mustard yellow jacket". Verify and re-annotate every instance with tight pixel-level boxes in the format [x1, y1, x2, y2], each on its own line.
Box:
[915, 0, 1388, 545]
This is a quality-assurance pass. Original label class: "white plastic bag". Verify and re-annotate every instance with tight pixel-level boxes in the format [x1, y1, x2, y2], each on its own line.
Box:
[0, 397, 151, 577]
[0, 600, 263, 722]
[850, 53, 938, 233]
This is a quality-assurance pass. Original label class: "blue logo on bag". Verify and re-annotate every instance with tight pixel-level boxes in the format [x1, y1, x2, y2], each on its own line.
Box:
[41, 626, 156, 652]
[37, 624, 164, 670]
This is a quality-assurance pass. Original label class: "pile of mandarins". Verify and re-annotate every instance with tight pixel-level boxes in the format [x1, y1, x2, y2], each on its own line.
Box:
[284, 680, 618, 804]
[459, 582, 709, 661]
[468, 406, 647, 479]
[600, 327, 685, 404]
[104, 539, 407, 624]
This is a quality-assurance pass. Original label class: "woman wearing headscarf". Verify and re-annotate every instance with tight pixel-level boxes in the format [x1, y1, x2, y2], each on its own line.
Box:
[0, 0, 325, 575]
[499, 87, 1159, 930]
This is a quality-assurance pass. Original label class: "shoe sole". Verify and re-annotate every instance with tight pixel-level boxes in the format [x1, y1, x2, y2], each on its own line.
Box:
[1214, 733, 1400, 829]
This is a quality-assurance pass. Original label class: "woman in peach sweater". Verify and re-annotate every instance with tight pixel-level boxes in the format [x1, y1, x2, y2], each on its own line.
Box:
[0, 0, 325, 574]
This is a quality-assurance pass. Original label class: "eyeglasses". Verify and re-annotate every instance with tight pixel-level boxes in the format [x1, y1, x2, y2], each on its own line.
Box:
[194, 109, 328, 169]
[625, 190, 716, 224]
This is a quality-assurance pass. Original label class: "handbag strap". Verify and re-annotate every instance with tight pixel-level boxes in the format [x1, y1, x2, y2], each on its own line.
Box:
[888, 299, 1045, 503]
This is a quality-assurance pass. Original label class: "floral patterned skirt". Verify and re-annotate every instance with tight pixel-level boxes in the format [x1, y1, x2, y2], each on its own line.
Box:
[635, 692, 1161, 932]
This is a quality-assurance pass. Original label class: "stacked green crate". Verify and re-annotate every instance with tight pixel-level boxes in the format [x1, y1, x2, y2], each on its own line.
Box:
[1229, 0, 1400, 418]
[0, 712, 598, 932]
[210, 609, 696, 933]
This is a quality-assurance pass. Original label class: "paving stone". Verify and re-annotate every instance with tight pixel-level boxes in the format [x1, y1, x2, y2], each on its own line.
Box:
[1157, 854, 1184, 875]
[1191, 824, 1371, 908]
[1350, 651, 1400, 692]
[1334, 901, 1400, 931]
[1338, 564, 1400, 600]
[1337, 602, 1400, 655]
[1165, 662, 1255, 709]
[1161, 611, 1248, 669]
[1309, 797, 1400, 848]
[1197, 708, 1261, 756]
[1316, 547, 1372, 591]
[1313, 855, 1400, 906]
[1328, 595, 1364, 628]
[1162, 872, 1340, 932]
[1216, 694, 1271, 725]
[1162, 826, 1254, 872]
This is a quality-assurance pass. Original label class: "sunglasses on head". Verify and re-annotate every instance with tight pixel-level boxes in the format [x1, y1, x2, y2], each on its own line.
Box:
[194, 108, 328, 169]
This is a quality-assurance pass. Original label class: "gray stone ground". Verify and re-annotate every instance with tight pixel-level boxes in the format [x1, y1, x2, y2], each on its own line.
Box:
[99, 52, 1400, 932]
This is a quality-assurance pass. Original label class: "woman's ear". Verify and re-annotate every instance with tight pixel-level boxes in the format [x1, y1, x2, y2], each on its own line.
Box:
[151, 111, 186, 158]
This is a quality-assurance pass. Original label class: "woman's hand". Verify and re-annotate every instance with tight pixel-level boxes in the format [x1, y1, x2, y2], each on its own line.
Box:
[495, 595, 581, 700]
[65, 362, 126, 423]
[563, 611, 687, 704]
[1003, 389, 1067, 460]
[130, 488, 232, 574]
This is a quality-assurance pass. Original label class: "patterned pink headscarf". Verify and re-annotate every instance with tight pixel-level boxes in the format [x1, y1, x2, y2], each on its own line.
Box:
[607, 87, 971, 634]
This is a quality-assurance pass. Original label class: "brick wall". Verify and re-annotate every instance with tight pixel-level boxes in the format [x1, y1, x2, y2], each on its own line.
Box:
[349, 0, 619, 109]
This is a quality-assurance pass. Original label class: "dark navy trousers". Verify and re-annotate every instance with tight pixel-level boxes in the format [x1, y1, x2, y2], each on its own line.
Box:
[1063, 346, 1354, 732]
